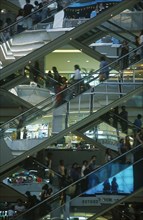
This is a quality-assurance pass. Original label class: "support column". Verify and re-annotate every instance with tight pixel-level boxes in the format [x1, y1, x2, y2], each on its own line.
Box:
[52, 105, 67, 135]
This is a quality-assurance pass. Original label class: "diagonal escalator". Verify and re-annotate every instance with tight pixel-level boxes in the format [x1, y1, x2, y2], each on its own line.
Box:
[0, 42, 142, 125]
[0, 0, 140, 83]
[8, 143, 143, 220]
[0, 47, 142, 179]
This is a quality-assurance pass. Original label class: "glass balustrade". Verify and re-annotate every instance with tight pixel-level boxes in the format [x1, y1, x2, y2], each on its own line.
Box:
[1, 1, 137, 78]
[0, 0, 77, 68]
[0, 46, 143, 173]
[80, 107, 143, 150]
[11, 143, 143, 220]
[110, 11, 143, 31]
[2, 156, 64, 194]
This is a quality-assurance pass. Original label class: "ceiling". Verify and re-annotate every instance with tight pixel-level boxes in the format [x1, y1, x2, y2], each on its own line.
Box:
[44, 45, 100, 75]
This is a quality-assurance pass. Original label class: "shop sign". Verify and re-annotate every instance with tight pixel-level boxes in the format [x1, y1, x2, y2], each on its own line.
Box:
[71, 195, 124, 206]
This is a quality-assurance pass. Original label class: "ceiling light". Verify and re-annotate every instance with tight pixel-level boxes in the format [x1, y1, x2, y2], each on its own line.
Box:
[53, 49, 81, 53]
[1, 9, 7, 14]
[67, 60, 70, 62]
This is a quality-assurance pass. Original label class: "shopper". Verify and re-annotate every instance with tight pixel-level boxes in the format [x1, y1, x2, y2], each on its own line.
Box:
[16, 9, 25, 33]
[120, 40, 129, 70]
[99, 56, 109, 81]
[23, 0, 34, 29]
[73, 64, 82, 95]
[119, 106, 128, 134]
[133, 114, 142, 136]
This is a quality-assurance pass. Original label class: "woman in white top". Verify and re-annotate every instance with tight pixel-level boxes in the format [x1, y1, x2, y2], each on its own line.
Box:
[73, 64, 82, 95]
[81, 160, 88, 177]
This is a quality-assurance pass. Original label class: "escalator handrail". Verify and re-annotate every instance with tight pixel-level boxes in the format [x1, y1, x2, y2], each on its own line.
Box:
[25, 65, 62, 86]
[107, 20, 137, 38]
[0, 43, 142, 131]
[0, 0, 65, 33]
[0, 0, 123, 34]
[13, 143, 143, 219]
[111, 112, 142, 131]
[47, 158, 143, 217]
[98, 111, 143, 135]
[31, 156, 67, 179]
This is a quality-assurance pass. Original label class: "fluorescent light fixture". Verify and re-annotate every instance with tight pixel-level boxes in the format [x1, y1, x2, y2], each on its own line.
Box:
[52, 49, 81, 53]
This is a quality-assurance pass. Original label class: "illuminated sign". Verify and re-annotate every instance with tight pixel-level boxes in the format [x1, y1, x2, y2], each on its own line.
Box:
[71, 195, 124, 206]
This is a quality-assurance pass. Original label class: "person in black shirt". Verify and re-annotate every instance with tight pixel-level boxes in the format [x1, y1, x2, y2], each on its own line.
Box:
[23, 0, 34, 29]
[119, 106, 128, 134]
[120, 40, 129, 70]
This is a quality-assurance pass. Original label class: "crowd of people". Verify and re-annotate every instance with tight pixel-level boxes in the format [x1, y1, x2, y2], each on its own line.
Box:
[2, 119, 143, 218]
[0, 0, 62, 40]
[4, 185, 53, 220]
[0, 1, 143, 219]
[101, 106, 142, 136]
[30, 61, 87, 106]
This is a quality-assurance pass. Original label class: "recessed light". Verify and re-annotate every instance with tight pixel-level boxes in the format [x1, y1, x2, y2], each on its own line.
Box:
[67, 60, 70, 62]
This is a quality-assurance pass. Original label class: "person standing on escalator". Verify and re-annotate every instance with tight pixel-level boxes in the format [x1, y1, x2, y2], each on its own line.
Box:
[99, 56, 109, 82]
[23, 0, 34, 29]
[52, 66, 62, 93]
[120, 40, 129, 70]
[73, 64, 82, 95]
[119, 106, 128, 134]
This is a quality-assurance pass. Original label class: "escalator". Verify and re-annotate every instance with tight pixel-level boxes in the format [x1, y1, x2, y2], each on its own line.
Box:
[73, 106, 142, 151]
[0, 50, 142, 179]
[1, 87, 142, 178]
[1, 116, 142, 218]
[0, 0, 140, 82]
[0, 46, 142, 147]
[0, 0, 74, 86]
[1, 155, 66, 201]
[68, 7, 142, 65]
[1, 41, 142, 124]
[69, 23, 137, 66]
[0, 81, 142, 215]
[7, 143, 143, 220]
[0, 88, 34, 123]
[1, 115, 136, 199]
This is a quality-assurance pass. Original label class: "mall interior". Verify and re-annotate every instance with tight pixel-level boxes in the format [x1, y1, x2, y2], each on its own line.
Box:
[0, 0, 143, 219]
